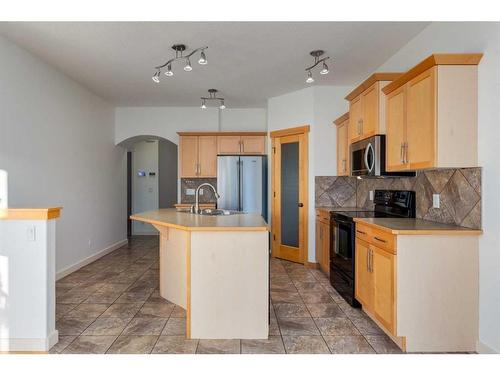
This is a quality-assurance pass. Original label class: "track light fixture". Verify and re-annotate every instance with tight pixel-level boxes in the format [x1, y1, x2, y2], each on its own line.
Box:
[200, 89, 226, 110]
[305, 50, 330, 83]
[152, 44, 208, 83]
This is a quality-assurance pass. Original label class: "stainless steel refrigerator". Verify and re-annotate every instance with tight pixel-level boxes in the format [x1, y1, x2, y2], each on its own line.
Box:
[217, 155, 267, 220]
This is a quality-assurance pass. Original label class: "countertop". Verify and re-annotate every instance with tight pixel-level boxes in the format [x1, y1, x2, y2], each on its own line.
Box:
[130, 208, 268, 232]
[354, 217, 482, 235]
[316, 206, 369, 212]
[0, 207, 62, 220]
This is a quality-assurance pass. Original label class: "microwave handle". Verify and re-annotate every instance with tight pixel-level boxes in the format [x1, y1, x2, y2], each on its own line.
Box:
[364, 143, 375, 172]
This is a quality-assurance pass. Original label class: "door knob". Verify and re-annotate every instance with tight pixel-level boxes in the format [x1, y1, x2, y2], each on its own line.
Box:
[298, 203, 304, 207]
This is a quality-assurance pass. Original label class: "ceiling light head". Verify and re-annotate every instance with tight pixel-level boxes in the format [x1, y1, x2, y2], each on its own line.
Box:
[164, 64, 173, 76]
[306, 70, 314, 84]
[198, 51, 207, 65]
[219, 100, 226, 110]
[184, 58, 193, 72]
[320, 62, 329, 75]
[152, 71, 160, 83]
[201, 99, 207, 109]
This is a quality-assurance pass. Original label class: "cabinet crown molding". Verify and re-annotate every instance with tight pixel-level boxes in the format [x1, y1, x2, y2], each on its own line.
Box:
[382, 53, 483, 95]
[345, 72, 402, 101]
[177, 131, 267, 136]
[333, 112, 349, 126]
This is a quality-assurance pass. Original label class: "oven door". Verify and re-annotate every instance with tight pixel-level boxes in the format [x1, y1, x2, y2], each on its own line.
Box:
[330, 216, 355, 278]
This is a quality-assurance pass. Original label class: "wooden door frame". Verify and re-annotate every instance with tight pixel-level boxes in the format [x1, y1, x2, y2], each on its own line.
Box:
[269, 125, 309, 265]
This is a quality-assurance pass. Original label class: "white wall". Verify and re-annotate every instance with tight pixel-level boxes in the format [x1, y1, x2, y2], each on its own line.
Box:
[0, 35, 127, 275]
[132, 140, 159, 235]
[115, 107, 267, 145]
[375, 22, 500, 353]
[267, 86, 352, 262]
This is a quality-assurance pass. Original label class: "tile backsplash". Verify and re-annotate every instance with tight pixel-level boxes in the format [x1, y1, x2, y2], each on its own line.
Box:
[180, 178, 218, 204]
[315, 168, 481, 229]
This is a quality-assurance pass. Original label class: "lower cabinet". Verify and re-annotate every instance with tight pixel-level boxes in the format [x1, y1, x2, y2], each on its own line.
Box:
[315, 210, 330, 275]
[355, 233, 396, 335]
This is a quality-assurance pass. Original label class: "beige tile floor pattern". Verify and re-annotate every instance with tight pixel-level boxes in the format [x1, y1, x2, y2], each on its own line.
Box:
[52, 236, 403, 354]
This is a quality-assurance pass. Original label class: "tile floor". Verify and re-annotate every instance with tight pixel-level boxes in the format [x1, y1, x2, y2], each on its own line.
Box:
[52, 236, 402, 354]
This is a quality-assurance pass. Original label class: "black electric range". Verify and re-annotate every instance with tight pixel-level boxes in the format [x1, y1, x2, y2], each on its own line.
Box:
[329, 190, 415, 307]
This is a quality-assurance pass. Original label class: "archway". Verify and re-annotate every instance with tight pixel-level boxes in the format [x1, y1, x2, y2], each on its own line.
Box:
[117, 135, 178, 237]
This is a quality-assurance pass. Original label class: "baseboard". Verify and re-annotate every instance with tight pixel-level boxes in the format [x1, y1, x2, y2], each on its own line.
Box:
[476, 339, 499, 354]
[0, 330, 57, 352]
[56, 238, 128, 280]
[305, 262, 319, 269]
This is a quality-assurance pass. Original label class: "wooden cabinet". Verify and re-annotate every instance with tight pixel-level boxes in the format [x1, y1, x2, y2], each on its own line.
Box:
[383, 54, 482, 171]
[217, 135, 266, 155]
[345, 73, 401, 144]
[315, 209, 330, 275]
[179, 135, 217, 178]
[355, 223, 396, 335]
[334, 113, 349, 176]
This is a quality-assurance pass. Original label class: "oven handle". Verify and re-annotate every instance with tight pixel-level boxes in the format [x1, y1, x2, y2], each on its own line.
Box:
[333, 218, 352, 226]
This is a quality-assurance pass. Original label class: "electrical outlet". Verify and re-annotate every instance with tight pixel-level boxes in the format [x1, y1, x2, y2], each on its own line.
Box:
[199, 188, 204, 195]
[433, 194, 440, 208]
[186, 188, 195, 196]
[369, 190, 374, 201]
[88, 239, 92, 249]
[27, 225, 36, 242]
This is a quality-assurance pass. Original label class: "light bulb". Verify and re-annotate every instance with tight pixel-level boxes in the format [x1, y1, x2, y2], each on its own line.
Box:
[201, 100, 207, 109]
[320, 62, 329, 75]
[306, 71, 314, 83]
[184, 58, 193, 72]
[165, 64, 173, 76]
[198, 51, 207, 65]
[152, 71, 160, 83]
[219, 101, 226, 110]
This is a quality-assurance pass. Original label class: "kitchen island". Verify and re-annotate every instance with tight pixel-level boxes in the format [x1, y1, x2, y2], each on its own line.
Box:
[130, 208, 269, 340]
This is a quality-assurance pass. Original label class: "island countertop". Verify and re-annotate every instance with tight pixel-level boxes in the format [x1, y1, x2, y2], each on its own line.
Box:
[130, 208, 269, 232]
[354, 217, 482, 235]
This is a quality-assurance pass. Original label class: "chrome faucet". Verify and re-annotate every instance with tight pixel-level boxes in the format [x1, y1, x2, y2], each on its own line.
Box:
[192, 183, 220, 214]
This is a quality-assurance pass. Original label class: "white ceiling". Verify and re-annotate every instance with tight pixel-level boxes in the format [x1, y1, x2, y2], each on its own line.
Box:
[0, 22, 429, 107]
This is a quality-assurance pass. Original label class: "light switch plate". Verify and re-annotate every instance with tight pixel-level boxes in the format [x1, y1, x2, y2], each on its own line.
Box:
[369, 190, 374, 201]
[27, 225, 36, 242]
[186, 188, 195, 196]
[433, 194, 440, 208]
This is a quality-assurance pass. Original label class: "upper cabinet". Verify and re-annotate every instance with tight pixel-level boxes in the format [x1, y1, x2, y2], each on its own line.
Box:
[178, 132, 267, 178]
[345, 73, 402, 144]
[179, 135, 217, 178]
[383, 54, 483, 171]
[217, 134, 266, 155]
[334, 112, 349, 176]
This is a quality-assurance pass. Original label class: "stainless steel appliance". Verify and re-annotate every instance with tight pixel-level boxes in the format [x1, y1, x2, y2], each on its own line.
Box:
[217, 156, 268, 220]
[351, 135, 414, 177]
[330, 190, 415, 307]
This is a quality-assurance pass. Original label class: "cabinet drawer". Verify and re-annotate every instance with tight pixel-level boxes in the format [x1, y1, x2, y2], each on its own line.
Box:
[355, 223, 396, 254]
[370, 228, 395, 253]
[316, 209, 330, 223]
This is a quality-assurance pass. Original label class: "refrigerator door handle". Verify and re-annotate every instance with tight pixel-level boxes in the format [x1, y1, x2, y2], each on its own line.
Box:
[239, 159, 244, 212]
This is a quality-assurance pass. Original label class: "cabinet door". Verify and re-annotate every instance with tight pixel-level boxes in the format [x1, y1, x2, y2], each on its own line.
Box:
[372, 245, 396, 335]
[198, 136, 218, 177]
[336, 121, 349, 176]
[217, 136, 241, 154]
[385, 85, 407, 171]
[321, 221, 330, 275]
[355, 239, 373, 308]
[315, 219, 324, 266]
[180, 136, 199, 177]
[349, 96, 362, 144]
[241, 136, 266, 155]
[361, 82, 379, 138]
[406, 67, 437, 170]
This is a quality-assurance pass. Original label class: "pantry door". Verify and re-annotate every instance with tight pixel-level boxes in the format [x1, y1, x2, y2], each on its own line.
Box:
[270, 126, 309, 264]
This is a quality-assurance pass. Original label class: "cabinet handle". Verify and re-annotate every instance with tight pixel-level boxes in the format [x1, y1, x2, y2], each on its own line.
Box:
[370, 249, 373, 273]
[400, 143, 404, 163]
[240, 140, 243, 153]
[356, 230, 366, 235]
[342, 159, 346, 173]
[360, 119, 363, 135]
[374, 236, 387, 244]
[404, 142, 408, 164]
[366, 247, 370, 272]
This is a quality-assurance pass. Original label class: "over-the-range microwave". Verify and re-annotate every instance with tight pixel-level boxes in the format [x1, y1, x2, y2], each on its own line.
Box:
[350, 135, 415, 177]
